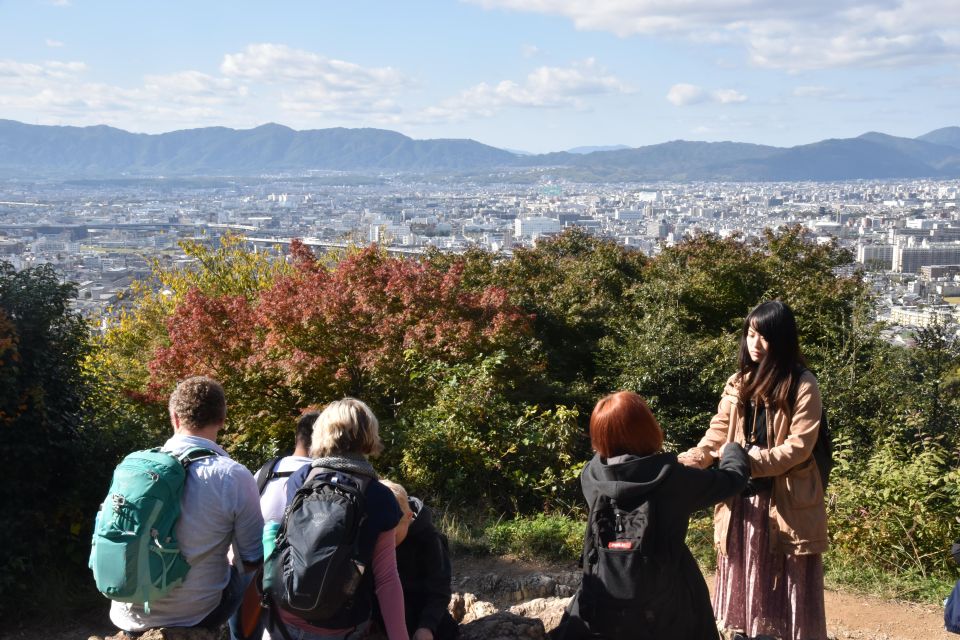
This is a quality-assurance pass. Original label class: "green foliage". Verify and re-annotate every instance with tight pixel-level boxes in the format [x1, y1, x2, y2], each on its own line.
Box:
[484, 514, 584, 562]
[80, 225, 960, 605]
[686, 513, 717, 572]
[0, 261, 101, 620]
[395, 353, 583, 512]
[830, 435, 960, 578]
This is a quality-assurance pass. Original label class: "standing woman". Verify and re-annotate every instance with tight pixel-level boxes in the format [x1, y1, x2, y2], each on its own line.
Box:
[679, 300, 828, 640]
[552, 391, 750, 640]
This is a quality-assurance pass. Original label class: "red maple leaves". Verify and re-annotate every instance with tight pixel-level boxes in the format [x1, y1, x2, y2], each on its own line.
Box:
[148, 243, 533, 416]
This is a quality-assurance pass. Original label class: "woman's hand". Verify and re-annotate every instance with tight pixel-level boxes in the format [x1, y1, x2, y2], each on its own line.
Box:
[678, 448, 705, 467]
[413, 628, 435, 640]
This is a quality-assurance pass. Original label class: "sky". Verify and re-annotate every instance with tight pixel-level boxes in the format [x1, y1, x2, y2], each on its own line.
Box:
[1, 0, 959, 153]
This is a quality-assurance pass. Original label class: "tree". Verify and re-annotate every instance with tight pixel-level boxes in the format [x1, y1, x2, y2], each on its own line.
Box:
[0, 262, 95, 619]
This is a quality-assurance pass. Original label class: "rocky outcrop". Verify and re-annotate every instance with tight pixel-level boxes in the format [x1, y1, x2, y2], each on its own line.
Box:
[448, 592, 499, 624]
[452, 571, 579, 606]
[457, 611, 546, 640]
[508, 596, 571, 633]
[90, 629, 217, 640]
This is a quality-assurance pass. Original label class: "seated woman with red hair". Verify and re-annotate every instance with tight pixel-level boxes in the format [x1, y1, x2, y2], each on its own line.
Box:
[551, 392, 750, 640]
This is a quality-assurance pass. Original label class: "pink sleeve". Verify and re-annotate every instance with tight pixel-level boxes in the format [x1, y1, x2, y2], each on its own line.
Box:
[373, 530, 408, 640]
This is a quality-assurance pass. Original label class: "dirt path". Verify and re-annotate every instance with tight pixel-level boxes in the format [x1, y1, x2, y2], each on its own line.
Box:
[823, 587, 950, 640]
[454, 556, 955, 640]
[0, 558, 953, 639]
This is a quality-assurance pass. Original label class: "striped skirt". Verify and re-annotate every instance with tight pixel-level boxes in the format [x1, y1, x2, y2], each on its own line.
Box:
[713, 491, 827, 640]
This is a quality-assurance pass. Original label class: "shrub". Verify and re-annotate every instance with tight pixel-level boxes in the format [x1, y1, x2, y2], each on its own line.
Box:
[484, 514, 585, 562]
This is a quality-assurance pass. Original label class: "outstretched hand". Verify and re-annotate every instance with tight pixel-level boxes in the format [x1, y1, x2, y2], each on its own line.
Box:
[677, 448, 705, 468]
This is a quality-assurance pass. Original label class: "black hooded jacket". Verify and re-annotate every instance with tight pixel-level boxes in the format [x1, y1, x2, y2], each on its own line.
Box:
[552, 444, 750, 640]
[381, 497, 459, 639]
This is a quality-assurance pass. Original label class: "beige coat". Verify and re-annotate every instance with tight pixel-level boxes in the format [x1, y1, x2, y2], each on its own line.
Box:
[686, 370, 828, 556]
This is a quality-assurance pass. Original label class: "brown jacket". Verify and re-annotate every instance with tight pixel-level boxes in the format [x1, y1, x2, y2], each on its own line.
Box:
[686, 370, 828, 556]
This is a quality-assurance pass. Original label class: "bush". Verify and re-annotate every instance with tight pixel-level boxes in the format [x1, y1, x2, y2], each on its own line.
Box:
[830, 436, 960, 579]
[0, 262, 105, 621]
[484, 514, 585, 562]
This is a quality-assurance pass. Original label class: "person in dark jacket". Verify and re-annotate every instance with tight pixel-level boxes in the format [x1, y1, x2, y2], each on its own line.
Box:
[379, 480, 459, 640]
[551, 391, 750, 640]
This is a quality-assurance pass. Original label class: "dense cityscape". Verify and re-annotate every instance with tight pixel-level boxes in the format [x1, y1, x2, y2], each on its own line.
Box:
[1, 175, 959, 341]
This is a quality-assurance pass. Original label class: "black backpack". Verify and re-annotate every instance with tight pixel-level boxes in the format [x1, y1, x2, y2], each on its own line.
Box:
[577, 492, 668, 639]
[266, 467, 371, 626]
[791, 367, 834, 491]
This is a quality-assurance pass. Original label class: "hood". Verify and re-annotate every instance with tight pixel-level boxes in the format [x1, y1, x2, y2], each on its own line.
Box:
[406, 495, 434, 537]
[581, 452, 676, 507]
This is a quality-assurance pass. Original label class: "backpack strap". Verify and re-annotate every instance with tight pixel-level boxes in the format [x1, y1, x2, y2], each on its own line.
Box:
[177, 446, 219, 466]
[265, 592, 296, 640]
[254, 456, 284, 495]
[309, 467, 373, 494]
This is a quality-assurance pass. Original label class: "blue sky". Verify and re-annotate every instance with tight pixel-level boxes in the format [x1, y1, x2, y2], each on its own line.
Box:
[1, 0, 958, 153]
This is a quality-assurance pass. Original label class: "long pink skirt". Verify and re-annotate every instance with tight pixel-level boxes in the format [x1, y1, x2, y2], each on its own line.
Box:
[713, 492, 828, 640]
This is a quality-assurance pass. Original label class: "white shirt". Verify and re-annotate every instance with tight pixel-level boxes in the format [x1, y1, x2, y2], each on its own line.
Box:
[110, 434, 264, 631]
[259, 455, 312, 522]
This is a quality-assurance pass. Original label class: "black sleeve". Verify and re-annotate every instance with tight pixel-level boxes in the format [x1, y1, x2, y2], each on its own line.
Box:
[414, 529, 454, 633]
[680, 442, 751, 512]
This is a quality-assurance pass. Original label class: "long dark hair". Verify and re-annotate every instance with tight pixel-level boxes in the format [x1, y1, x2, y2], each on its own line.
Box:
[736, 300, 806, 415]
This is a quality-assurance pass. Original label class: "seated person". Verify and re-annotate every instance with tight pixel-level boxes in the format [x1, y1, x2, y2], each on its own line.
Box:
[378, 480, 459, 640]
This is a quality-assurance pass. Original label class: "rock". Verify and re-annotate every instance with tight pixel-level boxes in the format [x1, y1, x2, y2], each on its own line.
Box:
[91, 629, 218, 640]
[458, 611, 546, 640]
[448, 591, 498, 624]
[453, 571, 580, 605]
[508, 596, 571, 633]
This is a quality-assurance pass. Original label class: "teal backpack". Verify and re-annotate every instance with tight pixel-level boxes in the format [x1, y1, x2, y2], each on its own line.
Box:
[89, 447, 216, 611]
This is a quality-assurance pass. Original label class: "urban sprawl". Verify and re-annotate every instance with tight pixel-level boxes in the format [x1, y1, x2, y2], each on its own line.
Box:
[2, 176, 959, 343]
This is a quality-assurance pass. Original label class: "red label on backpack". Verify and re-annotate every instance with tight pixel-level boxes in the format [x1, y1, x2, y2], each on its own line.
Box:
[607, 541, 633, 550]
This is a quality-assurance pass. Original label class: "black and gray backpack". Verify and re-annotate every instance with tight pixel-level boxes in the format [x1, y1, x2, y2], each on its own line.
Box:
[265, 466, 371, 629]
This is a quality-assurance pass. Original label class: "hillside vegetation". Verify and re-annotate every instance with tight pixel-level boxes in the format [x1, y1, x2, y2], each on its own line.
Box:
[3, 227, 959, 622]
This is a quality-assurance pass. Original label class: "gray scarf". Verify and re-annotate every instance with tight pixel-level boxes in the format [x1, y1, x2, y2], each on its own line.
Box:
[310, 452, 378, 479]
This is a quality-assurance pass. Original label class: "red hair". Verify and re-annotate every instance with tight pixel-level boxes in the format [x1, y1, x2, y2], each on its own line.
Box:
[590, 391, 663, 458]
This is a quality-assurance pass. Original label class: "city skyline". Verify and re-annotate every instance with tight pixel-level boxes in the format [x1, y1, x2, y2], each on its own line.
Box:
[1, 0, 959, 153]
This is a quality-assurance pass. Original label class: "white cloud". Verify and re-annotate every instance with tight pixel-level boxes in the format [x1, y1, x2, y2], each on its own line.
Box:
[221, 44, 407, 92]
[522, 44, 540, 58]
[216, 44, 411, 123]
[713, 88, 747, 104]
[45, 39, 65, 48]
[49, 0, 71, 6]
[420, 58, 628, 123]
[667, 84, 747, 106]
[468, 0, 960, 71]
[793, 85, 833, 98]
[667, 83, 706, 106]
[0, 58, 86, 87]
[0, 45, 418, 131]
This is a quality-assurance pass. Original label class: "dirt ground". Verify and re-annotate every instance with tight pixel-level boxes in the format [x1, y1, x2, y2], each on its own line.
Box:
[452, 555, 956, 640]
[0, 556, 953, 640]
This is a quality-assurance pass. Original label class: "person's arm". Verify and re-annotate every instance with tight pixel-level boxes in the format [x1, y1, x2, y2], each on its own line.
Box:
[372, 529, 409, 640]
[679, 443, 751, 511]
[679, 376, 739, 469]
[232, 466, 265, 570]
[411, 532, 453, 635]
[748, 374, 822, 478]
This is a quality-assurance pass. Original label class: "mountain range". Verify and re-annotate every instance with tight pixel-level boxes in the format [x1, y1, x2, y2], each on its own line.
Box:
[2, 119, 960, 182]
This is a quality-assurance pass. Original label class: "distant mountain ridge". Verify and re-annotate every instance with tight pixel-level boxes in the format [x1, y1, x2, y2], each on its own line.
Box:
[1, 119, 959, 181]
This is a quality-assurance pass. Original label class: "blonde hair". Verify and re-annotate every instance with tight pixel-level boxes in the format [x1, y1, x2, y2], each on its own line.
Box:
[379, 479, 409, 509]
[310, 398, 384, 458]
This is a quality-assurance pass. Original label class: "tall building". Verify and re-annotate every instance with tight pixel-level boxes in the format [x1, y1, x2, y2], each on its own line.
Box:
[893, 242, 960, 273]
